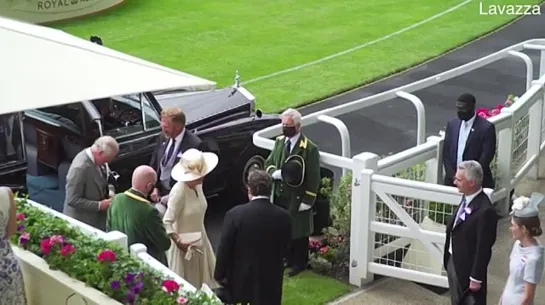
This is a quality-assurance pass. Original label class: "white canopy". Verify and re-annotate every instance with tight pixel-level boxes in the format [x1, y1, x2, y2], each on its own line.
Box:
[0, 16, 217, 115]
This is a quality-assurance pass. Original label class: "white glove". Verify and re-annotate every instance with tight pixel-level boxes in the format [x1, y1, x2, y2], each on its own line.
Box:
[160, 195, 169, 206]
[271, 169, 282, 180]
[298, 203, 312, 211]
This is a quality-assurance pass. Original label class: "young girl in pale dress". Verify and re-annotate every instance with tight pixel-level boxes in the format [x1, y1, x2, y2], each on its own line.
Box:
[0, 187, 27, 305]
[500, 192, 544, 305]
[163, 149, 219, 290]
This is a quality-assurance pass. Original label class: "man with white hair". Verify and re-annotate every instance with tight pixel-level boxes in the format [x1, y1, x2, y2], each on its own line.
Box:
[264, 108, 321, 277]
[63, 136, 119, 230]
[443, 160, 498, 305]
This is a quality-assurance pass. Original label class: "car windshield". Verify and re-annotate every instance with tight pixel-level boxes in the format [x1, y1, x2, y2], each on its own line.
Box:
[0, 113, 25, 164]
[92, 93, 161, 139]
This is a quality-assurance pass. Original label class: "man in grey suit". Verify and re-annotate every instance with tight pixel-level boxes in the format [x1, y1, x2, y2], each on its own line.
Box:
[63, 136, 119, 231]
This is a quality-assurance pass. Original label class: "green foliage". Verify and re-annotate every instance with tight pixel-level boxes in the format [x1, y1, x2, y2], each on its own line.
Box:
[10, 197, 221, 305]
[309, 173, 352, 276]
[427, 201, 454, 226]
[319, 177, 333, 200]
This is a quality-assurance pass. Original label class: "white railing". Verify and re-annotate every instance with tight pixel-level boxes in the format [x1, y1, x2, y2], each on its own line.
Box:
[253, 39, 545, 288]
[24, 200, 211, 298]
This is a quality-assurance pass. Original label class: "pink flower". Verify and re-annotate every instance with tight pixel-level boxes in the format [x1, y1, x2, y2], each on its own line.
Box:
[40, 238, 52, 255]
[319, 246, 329, 254]
[61, 244, 75, 257]
[50, 235, 64, 245]
[16, 213, 25, 221]
[488, 108, 501, 117]
[176, 296, 188, 304]
[476, 108, 490, 119]
[504, 98, 513, 106]
[494, 104, 504, 111]
[161, 279, 180, 293]
[97, 249, 116, 263]
[18, 232, 30, 245]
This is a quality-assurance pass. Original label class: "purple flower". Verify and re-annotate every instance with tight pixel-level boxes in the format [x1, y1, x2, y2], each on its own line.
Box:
[136, 272, 144, 279]
[16, 224, 24, 232]
[125, 291, 135, 303]
[131, 281, 143, 294]
[110, 281, 120, 290]
[18, 232, 30, 245]
[124, 273, 135, 283]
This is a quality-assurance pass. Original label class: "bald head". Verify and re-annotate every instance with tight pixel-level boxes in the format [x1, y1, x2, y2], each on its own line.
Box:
[131, 165, 157, 195]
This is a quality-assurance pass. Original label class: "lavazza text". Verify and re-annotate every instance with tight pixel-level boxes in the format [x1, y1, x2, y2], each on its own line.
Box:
[479, 2, 541, 15]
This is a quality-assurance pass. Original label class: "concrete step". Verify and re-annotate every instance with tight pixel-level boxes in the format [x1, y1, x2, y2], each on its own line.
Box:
[329, 277, 450, 305]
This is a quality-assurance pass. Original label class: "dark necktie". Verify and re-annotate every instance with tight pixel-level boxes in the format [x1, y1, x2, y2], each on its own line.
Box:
[454, 196, 467, 226]
[162, 139, 176, 167]
[284, 140, 291, 157]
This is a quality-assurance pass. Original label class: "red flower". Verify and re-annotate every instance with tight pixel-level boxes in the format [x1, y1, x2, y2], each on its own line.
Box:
[319, 246, 329, 254]
[494, 104, 504, 111]
[16, 213, 25, 221]
[488, 108, 501, 117]
[40, 238, 52, 255]
[97, 249, 116, 263]
[162, 279, 180, 293]
[61, 244, 76, 257]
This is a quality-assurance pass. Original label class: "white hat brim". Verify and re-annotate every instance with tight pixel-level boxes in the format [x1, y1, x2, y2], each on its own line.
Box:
[171, 152, 219, 182]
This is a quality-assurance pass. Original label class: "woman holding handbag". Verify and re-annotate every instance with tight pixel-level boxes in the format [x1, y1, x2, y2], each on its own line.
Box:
[499, 192, 544, 305]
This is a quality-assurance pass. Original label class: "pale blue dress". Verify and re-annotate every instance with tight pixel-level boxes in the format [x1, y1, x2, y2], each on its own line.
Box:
[500, 240, 544, 305]
[0, 188, 27, 305]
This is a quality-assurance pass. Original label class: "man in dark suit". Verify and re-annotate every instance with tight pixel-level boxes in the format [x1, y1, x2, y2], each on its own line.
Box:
[444, 160, 498, 305]
[443, 93, 496, 189]
[214, 170, 292, 305]
[149, 107, 205, 205]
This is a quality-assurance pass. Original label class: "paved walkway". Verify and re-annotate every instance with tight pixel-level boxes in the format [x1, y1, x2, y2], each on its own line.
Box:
[329, 154, 545, 305]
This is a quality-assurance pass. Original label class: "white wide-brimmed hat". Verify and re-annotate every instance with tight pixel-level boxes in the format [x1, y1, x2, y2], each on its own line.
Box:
[171, 149, 219, 182]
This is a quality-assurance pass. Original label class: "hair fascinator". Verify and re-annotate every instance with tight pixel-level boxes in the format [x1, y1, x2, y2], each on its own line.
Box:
[511, 192, 543, 218]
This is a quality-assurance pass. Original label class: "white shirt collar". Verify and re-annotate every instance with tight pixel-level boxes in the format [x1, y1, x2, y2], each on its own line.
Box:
[285, 132, 301, 145]
[465, 188, 483, 205]
[85, 148, 95, 164]
[251, 195, 269, 201]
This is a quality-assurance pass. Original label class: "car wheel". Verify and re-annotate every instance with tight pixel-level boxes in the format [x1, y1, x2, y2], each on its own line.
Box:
[241, 155, 266, 190]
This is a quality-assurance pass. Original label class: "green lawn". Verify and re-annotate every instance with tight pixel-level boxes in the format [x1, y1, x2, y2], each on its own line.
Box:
[53, 0, 543, 113]
[283, 271, 350, 305]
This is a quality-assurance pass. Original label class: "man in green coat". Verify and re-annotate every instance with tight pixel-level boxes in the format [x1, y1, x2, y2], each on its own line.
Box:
[264, 108, 321, 277]
[106, 165, 171, 265]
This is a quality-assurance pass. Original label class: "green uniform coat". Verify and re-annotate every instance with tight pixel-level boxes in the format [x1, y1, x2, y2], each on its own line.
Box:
[106, 189, 171, 265]
[264, 133, 321, 239]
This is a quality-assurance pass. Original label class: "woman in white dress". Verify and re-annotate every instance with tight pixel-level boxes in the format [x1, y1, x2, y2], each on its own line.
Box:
[500, 192, 544, 305]
[0, 187, 27, 305]
[163, 149, 219, 289]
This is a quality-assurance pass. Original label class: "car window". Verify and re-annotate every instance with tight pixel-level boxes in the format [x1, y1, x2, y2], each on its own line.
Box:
[31, 102, 85, 135]
[91, 93, 160, 139]
[0, 113, 24, 164]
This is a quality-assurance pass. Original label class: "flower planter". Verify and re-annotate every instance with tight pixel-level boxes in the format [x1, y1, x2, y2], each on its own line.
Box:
[13, 245, 122, 305]
[11, 197, 222, 305]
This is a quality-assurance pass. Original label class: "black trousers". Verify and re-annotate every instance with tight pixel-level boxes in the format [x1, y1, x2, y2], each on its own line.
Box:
[287, 237, 309, 269]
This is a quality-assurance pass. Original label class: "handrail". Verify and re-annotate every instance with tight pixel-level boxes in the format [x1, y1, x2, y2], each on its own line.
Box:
[395, 91, 426, 145]
[317, 114, 351, 176]
[508, 50, 533, 90]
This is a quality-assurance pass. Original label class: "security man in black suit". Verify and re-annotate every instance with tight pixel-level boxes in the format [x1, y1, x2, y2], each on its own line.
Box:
[214, 169, 292, 305]
[442, 93, 496, 189]
[444, 160, 498, 305]
[149, 107, 206, 203]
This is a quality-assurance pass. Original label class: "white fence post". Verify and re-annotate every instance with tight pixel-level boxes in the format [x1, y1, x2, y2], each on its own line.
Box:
[527, 85, 544, 179]
[349, 152, 379, 287]
[425, 136, 444, 185]
[496, 107, 515, 216]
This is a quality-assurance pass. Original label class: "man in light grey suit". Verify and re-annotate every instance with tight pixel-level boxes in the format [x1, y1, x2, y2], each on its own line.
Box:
[63, 136, 119, 231]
